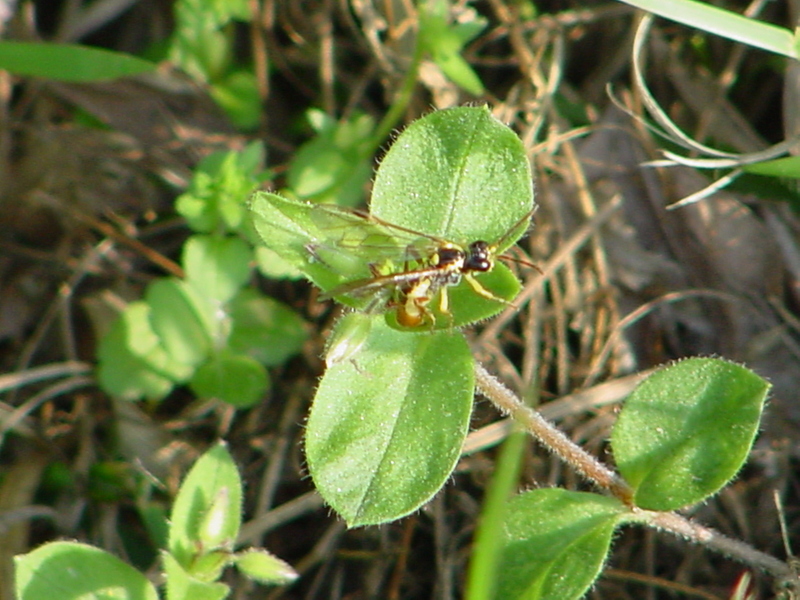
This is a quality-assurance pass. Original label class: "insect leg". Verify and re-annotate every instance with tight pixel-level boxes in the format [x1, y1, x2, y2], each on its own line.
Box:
[464, 273, 516, 306]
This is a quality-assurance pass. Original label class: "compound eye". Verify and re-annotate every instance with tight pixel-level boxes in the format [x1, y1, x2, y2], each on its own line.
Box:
[465, 241, 492, 272]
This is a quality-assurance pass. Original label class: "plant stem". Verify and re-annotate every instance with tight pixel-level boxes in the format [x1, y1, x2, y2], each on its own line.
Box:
[643, 510, 793, 581]
[473, 361, 634, 504]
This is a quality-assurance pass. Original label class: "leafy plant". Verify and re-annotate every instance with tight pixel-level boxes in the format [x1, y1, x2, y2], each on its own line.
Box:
[285, 109, 377, 207]
[250, 107, 790, 598]
[419, 0, 487, 95]
[97, 142, 307, 407]
[488, 357, 771, 599]
[168, 0, 259, 128]
[15, 443, 297, 600]
[251, 106, 533, 525]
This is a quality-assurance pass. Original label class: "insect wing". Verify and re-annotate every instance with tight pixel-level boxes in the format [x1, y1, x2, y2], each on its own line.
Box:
[310, 204, 446, 264]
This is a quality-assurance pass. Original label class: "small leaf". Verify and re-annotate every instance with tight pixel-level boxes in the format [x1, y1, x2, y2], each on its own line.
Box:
[146, 279, 213, 367]
[190, 352, 269, 407]
[168, 443, 243, 568]
[210, 70, 261, 130]
[306, 318, 474, 526]
[227, 289, 308, 366]
[499, 489, 626, 600]
[420, 9, 485, 95]
[371, 106, 533, 246]
[234, 549, 298, 585]
[287, 110, 375, 205]
[97, 302, 192, 401]
[249, 192, 397, 294]
[189, 550, 230, 583]
[117, 303, 193, 379]
[612, 357, 770, 510]
[15, 541, 159, 600]
[370, 106, 534, 327]
[97, 321, 174, 401]
[176, 149, 262, 234]
[162, 551, 229, 600]
[0, 42, 155, 81]
[248, 192, 338, 288]
[183, 235, 253, 305]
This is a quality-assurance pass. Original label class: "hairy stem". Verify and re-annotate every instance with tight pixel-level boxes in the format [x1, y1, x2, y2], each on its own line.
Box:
[474, 361, 633, 504]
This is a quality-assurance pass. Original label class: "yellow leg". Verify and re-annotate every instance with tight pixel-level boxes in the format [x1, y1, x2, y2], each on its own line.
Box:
[464, 274, 514, 305]
[435, 287, 456, 329]
[438, 286, 450, 315]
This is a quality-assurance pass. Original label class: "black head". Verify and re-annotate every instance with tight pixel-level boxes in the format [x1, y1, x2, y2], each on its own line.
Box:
[464, 240, 492, 272]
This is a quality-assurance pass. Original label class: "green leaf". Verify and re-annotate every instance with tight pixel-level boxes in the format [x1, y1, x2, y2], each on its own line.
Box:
[115, 303, 191, 377]
[248, 192, 379, 293]
[183, 235, 253, 305]
[305, 318, 474, 526]
[612, 357, 770, 510]
[371, 107, 533, 242]
[233, 549, 298, 585]
[287, 110, 375, 205]
[420, 10, 485, 95]
[371, 106, 534, 326]
[162, 551, 229, 600]
[168, 442, 243, 568]
[499, 489, 626, 600]
[97, 302, 192, 401]
[227, 289, 308, 366]
[210, 71, 261, 130]
[248, 192, 320, 271]
[190, 352, 269, 407]
[169, 1, 234, 83]
[250, 107, 535, 329]
[0, 42, 155, 81]
[176, 148, 262, 234]
[97, 321, 174, 402]
[15, 541, 159, 600]
[146, 279, 213, 367]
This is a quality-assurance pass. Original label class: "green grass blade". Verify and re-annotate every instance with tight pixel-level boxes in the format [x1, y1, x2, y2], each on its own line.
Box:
[620, 0, 797, 58]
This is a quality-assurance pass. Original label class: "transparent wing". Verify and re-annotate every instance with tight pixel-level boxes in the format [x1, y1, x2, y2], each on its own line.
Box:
[310, 204, 446, 265]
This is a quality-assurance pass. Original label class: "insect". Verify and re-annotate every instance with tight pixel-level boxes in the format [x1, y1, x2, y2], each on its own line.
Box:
[308, 204, 534, 329]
